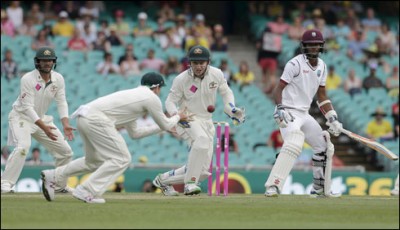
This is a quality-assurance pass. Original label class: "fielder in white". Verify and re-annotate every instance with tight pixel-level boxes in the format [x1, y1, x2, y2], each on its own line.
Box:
[40, 72, 193, 203]
[1, 47, 75, 193]
[264, 29, 343, 197]
[151, 45, 245, 196]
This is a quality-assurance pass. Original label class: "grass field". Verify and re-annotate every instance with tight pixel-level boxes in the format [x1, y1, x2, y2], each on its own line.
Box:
[1, 193, 399, 229]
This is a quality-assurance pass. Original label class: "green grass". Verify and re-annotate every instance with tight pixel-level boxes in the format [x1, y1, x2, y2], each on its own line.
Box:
[1, 193, 399, 229]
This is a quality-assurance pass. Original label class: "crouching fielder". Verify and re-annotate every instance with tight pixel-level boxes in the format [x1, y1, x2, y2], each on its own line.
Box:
[40, 72, 192, 203]
[264, 29, 343, 197]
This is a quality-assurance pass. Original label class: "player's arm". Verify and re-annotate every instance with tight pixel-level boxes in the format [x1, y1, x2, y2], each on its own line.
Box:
[54, 77, 75, 141]
[165, 77, 183, 116]
[316, 86, 342, 136]
[123, 121, 162, 139]
[218, 72, 245, 125]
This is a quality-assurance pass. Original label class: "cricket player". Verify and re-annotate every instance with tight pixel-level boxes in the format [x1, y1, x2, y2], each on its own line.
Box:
[264, 29, 343, 197]
[1, 47, 75, 193]
[41, 72, 193, 203]
[152, 45, 245, 196]
[391, 174, 399, 196]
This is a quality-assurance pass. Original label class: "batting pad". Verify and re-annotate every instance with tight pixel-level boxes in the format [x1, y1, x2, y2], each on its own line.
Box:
[265, 130, 304, 193]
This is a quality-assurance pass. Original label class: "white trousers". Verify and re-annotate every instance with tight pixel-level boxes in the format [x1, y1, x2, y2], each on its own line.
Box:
[55, 115, 131, 197]
[1, 111, 72, 186]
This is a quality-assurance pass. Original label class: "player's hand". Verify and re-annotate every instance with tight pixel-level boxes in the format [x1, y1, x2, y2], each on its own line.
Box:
[63, 125, 76, 141]
[225, 103, 246, 125]
[177, 107, 194, 128]
[273, 104, 294, 128]
[44, 125, 58, 141]
[326, 120, 342, 137]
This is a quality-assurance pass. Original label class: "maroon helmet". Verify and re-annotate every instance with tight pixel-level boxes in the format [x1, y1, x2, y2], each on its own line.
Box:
[300, 29, 325, 59]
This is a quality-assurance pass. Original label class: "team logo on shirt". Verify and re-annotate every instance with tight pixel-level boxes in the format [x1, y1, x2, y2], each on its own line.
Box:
[209, 81, 217, 89]
[190, 85, 198, 93]
[35, 83, 42, 91]
[317, 70, 321, 77]
[51, 85, 57, 93]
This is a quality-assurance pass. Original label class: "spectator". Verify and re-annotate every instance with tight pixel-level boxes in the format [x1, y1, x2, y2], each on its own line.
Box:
[157, 2, 176, 21]
[139, 49, 166, 74]
[26, 147, 43, 165]
[75, 12, 97, 39]
[332, 18, 351, 39]
[118, 44, 137, 65]
[67, 28, 88, 52]
[1, 49, 18, 81]
[96, 52, 120, 76]
[267, 129, 283, 151]
[221, 130, 239, 155]
[31, 29, 54, 51]
[386, 66, 399, 98]
[378, 23, 396, 55]
[210, 24, 228, 52]
[63, 1, 80, 20]
[120, 52, 141, 77]
[219, 59, 233, 85]
[107, 26, 125, 46]
[81, 23, 97, 47]
[366, 107, 394, 142]
[325, 65, 342, 90]
[343, 68, 362, 97]
[267, 15, 289, 35]
[288, 16, 306, 41]
[347, 29, 369, 62]
[99, 19, 110, 36]
[256, 26, 281, 84]
[233, 61, 255, 91]
[174, 14, 188, 49]
[141, 179, 157, 193]
[361, 8, 381, 32]
[91, 31, 111, 52]
[6, 1, 23, 30]
[184, 27, 210, 51]
[110, 9, 130, 36]
[392, 100, 399, 139]
[17, 17, 38, 37]
[1, 9, 15, 37]
[79, 1, 100, 19]
[133, 12, 153, 37]
[362, 62, 384, 92]
[26, 3, 44, 25]
[52, 11, 74, 37]
[165, 56, 181, 76]
[1, 146, 10, 165]
[192, 14, 212, 44]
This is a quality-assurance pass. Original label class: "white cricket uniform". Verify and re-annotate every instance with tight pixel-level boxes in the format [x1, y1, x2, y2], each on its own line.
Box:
[55, 86, 180, 197]
[164, 65, 235, 184]
[1, 69, 73, 187]
[280, 54, 328, 153]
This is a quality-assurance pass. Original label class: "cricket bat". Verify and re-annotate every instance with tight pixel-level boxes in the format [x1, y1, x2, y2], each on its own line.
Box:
[340, 128, 398, 161]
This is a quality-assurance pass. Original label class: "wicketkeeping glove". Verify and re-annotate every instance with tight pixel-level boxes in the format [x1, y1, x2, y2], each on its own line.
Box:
[225, 103, 246, 125]
[273, 104, 294, 128]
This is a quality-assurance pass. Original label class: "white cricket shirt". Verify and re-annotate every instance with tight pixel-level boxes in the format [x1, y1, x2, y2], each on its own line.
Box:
[280, 54, 327, 111]
[165, 66, 235, 120]
[11, 69, 69, 123]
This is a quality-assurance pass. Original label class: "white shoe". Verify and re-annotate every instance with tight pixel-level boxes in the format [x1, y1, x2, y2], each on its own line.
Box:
[1, 181, 15, 193]
[55, 186, 75, 194]
[310, 187, 342, 198]
[72, 185, 106, 204]
[184, 183, 201, 196]
[41, 170, 56, 201]
[264, 186, 279, 197]
[390, 189, 399, 196]
[152, 174, 179, 196]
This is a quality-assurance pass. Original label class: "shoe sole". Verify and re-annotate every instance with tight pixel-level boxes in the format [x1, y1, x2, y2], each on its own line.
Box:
[41, 172, 52, 202]
[265, 193, 278, 197]
[184, 189, 201, 196]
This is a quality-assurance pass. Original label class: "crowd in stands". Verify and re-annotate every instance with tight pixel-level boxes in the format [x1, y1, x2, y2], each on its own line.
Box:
[1, 1, 398, 169]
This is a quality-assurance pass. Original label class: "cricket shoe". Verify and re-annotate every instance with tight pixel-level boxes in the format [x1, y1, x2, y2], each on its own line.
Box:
[72, 185, 105, 204]
[310, 187, 342, 198]
[390, 189, 399, 196]
[184, 182, 201, 196]
[152, 174, 179, 196]
[1, 181, 15, 193]
[264, 186, 279, 197]
[41, 170, 56, 201]
[55, 186, 75, 194]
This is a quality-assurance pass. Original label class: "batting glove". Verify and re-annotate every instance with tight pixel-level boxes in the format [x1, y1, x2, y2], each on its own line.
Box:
[273, 104, 294, 128]
[325, 110, 342, 137]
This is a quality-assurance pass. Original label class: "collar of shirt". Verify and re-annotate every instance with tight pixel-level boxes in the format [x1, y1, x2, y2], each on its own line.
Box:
[35, 69, 56, 87]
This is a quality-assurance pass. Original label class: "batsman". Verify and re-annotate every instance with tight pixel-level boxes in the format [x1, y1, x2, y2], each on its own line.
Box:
[264, 29, 342, 197]
[152, 45, 245, 196]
